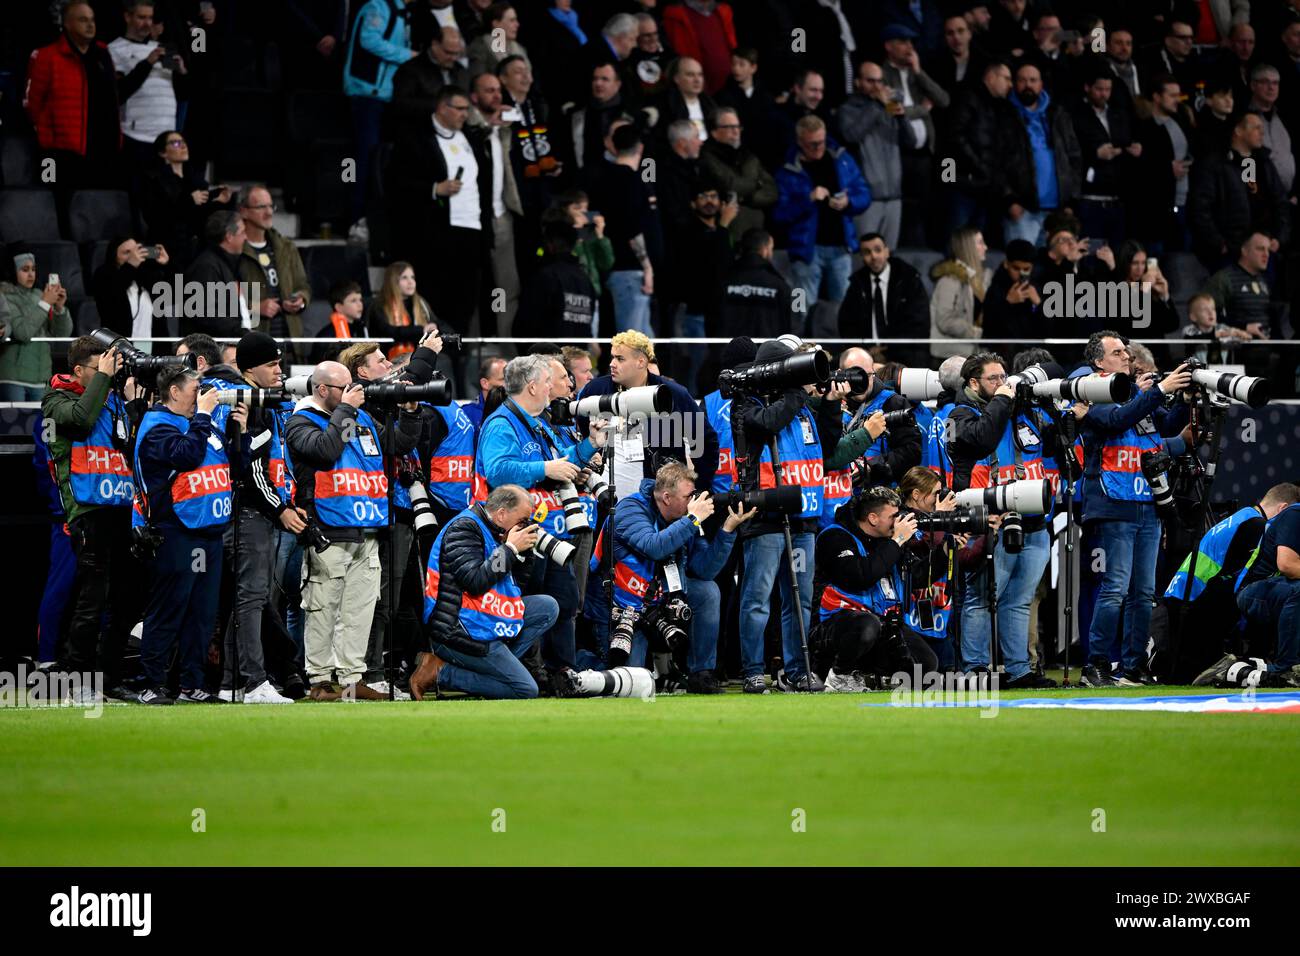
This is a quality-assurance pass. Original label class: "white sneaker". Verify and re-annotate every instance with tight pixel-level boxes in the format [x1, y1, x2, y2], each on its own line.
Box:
[218, 688, 237, 702]
[364, 681, 411, 701]
[243, 680, 294, 704]
[823, 668, 867, 693]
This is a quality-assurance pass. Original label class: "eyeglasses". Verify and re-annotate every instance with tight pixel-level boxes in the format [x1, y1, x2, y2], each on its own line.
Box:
[321, 383, 347, 392]
[982, 373, 1008, 384]
[166, 138, 186, 146]
[715, 123, 742, 130]
[245, 203, 277, 212]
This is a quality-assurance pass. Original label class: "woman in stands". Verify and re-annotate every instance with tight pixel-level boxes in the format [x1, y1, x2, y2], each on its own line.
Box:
[92, 237, 172, 349]
[139, 130, 233, 265]
[0, 244, 73, 401]
[929, 226, 991, 364]
[365, 261, 438, 360]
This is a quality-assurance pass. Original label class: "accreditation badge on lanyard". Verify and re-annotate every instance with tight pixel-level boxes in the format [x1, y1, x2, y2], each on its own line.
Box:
[662, 560, 683, 593]
[358, 426, 380, 458]
[800, 415, 815, 445]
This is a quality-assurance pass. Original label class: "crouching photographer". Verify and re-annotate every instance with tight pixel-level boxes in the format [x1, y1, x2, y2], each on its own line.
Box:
[583, 462, 755, 693]
[811, 487, 938, 692]
[898, 466, 974, 669]
[410, 484, 560, 700]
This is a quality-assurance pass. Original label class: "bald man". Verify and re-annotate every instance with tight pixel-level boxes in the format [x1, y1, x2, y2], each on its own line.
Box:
[836, 346, 921, 488]
[285, 361, 423, 700]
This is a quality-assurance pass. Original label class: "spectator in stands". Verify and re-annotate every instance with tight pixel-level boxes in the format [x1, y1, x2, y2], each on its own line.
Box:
[1190, 112, 1291, 269]
[837, 60, 910, 251]
[1135, 75, 1194, 256]
[717, 228, 795, 341]
[788, 0, 861, 107]
[980, 238, 1039, 366]
[1178, 291, 1253, 364]
[1111, 241, 1180, 341]
[467, 3, 528, 80]
[1191, 74, 1235, 159]
[658, 119, 705, 240]
[0, 247, 73, 401]
[182, 212, 251, 338]
[568, 63, 628, 173]
[237, 186, 311, 350]
[1201, 232, 1276, 340]
[326, 279, 366, 339]
[661, 1, 736, 96]
[554, 190, 614, 303]
[837, 233, 929, 368]
[1219, 22, 1259, 106]
[1024, 10, 1084, 97]
[881, 24, 949, 247]
[946, 60, 1015, 235]
[698, 106, 776, 240]
[391, 26, 469, 128]
[773, 115, 871, 328]
[988, 0, 1033, 58]
[463, 354, 506, 431]
[716, 47, 783, 170]
[929, 226, 991, 361]
[366, 262, 439, 360]
[1033, 215, 1115, 346]
[139, 130, 233, 265]
[343, 0, 418, 230]
[516, 209, 597, 342]
[389, 86, 492, 337]
[668, 177, 735, 391]
[580, 12, 639, 85]
[24, 0, 121, 197]
[455, 0, 494, 43]
[467, 70, 524, 339]
[1140, 20, 1201, 96]
[588, 125, 658, 335]
[528, 0, 591, 114]
[283, 0, 347, 91]
[1070, 68, 1140, 251]
[108, 0, 187, 174]
[1004, 61, 1081, 246]
[1246, 64, 1296, 195]
[776, 69, 828, 160]
[627, 12, 672, 101]
[91, 237, 171, 346]
[657, 57, 717, 145]
[1098, 26, 1140, 121]
[931, 12, 987, 98]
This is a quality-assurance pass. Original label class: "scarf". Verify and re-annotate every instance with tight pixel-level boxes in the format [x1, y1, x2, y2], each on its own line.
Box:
[962, 384, 989, 409]
[548, 6, 587, 46]
[816, 0, 856, 95]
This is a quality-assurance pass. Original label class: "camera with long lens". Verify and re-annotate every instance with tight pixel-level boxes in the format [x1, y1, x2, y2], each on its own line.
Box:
[640, 595, 692, 652]
[436, 330, 462, 351]
[361, 379, 453, 406]
[548, 396, 576, 426]
[609, 606, 639, 666]
[584, 466, 610, 503]
[999, 512, 1024, 553]
[298, 514, 331, 554]
[1140, 449, 1177, 520]
[546, 480, 590, 534]
[533, 528, 577, 567]
[715, 484, 803, 515]
[830, 366, 870, 393]
[718, 350, 829, 397]
[571, 385, 672, 419]
[407, 479, 438, 534]
[130, 524, 164, 562]
[881, 408, 915, 431]
[896, 367, 942, 401]
[911, 504, 989, 534]
[1176, 359, 1270, 408]
[282, 374, 313, 396]
[1009, 363, 1131, 404]
[88, 327, 196, 390]
[208, 386, 289, 410]
[954, 479, 1051, 515]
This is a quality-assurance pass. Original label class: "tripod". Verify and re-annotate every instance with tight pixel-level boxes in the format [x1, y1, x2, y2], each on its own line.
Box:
[1036, 397, 1080, 686]
[226, 410, 244, 701]
[379, 404, 401, 700]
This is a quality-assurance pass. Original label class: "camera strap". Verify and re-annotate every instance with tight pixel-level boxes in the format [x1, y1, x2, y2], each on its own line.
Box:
[505, 397, 561, 460]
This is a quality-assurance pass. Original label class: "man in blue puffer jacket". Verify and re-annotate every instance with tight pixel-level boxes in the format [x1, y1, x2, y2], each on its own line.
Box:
[773, 114, 871, 334]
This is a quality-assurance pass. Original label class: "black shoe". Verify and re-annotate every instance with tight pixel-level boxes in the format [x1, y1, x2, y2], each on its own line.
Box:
[549, 667, 581, 698]
[133, 685, 174, 706]
[1005, 671, 1059, 689]
[1080, 664, 1117, 688]
[686, 670, 724, 694]
[1122, 666, 1157, 686]
[1260, 667, 1300, 688]
[281, 675, 308, 700]
[106, 684, 137, 702]
[1192, 653, 1237, 687]
[175, 688, 226, 704]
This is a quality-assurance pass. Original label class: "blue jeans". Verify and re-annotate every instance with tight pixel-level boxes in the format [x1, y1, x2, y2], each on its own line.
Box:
[739, 532, 814, 679]
[960, 527, 1050, 679]
[1086, 508, 1161, 675]
[0, 383, 44, 401]
[608, 270, 653, 335]
[789, 246, 853, 319]
[1003, 209, 1049, 247]
[1238, 577, 1300, 672]
[583, 575, 721, 674]
[140, 528, 224, 689]
[435, 594, 558, 699]
[274, 530, 305, 669]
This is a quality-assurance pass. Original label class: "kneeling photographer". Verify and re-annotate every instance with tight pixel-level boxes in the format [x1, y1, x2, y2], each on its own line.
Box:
[411, 484, 560, 700]
[811, 487, 937, 692]
[583, 462, 755, 693]
[898, 466, 974, 670]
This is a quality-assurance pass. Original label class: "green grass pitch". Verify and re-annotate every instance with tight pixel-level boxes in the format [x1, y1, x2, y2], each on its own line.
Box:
[3, 687, 1298, 867]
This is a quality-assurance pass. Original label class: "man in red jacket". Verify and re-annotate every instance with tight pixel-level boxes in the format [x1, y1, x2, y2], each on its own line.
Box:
[662, 1, 737, 96]
[24, 0, 122, 201]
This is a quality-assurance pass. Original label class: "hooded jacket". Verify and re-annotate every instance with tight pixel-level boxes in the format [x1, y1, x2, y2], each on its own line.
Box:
[1005, 89, 1081, 212]
[0, 281, 73, 388]
[773, 137, 872, 261]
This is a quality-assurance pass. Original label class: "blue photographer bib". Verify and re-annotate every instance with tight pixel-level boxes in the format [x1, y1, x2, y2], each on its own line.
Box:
[69, 392, 133, 507]
[424, 508, 526, 641]
[133, 408, 232, 530]
[294, 406, 388, 528]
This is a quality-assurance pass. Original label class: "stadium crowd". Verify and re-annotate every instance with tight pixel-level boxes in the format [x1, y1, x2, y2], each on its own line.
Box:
[5, 0, 1300, 702]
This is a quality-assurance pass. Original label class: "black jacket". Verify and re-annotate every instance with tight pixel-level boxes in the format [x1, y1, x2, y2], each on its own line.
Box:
[284, 400, 422, 540]
[388, 121, 494, 254]
[1189, 145, 1292, 263]
[846, 382, 922, 487]
[181, 245, 244, 338]
[389, 51, 469, 130]
[733, 387, 843, 539]
[717, 252, 795, 340]
[515, 253, 597, 343]
[715, 76, 785, 171]
[201, 364, 291, 522]
[945, 84, 1019, 197]
[1004, 97, 1082, 212]
[669, 216, 733, 314]
[425, 504, 537, 659]
[1069, 99, 1138, 198]
[812, 500, 904, 620]
[837, 259, 930, 368]
[91, 258, 171, 340]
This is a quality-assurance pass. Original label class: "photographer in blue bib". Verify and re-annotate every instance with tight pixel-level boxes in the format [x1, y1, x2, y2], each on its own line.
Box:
[582, 461, 754, 693]
[201, 331, 304, 704]
[284, 360, 422, 701]
[947, 351, 1066, 688]
[132, 364, 241, 704]
[476, 354, 607, 693]
[1070, 331, 1192, 687]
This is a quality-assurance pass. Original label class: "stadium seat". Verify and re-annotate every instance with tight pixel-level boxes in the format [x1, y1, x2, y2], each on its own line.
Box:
[984, 248, 1006, 276]
[299, 298, 332, 337]
[1, 131, 39, 186]
[299, 243, 372, 301]
[0, 187, 59, 242]
[74, 298, 101, 336]
[217, 87, 282, 181]
[67, 190, 133, 243]
[1163, 251, 1209, 308]
[82, 238, 110, 279]
[367, 141, 395, 263]
[287, 91, 350, 146]
[895, 247, 945, 296]
[27, 240, 85, 299]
